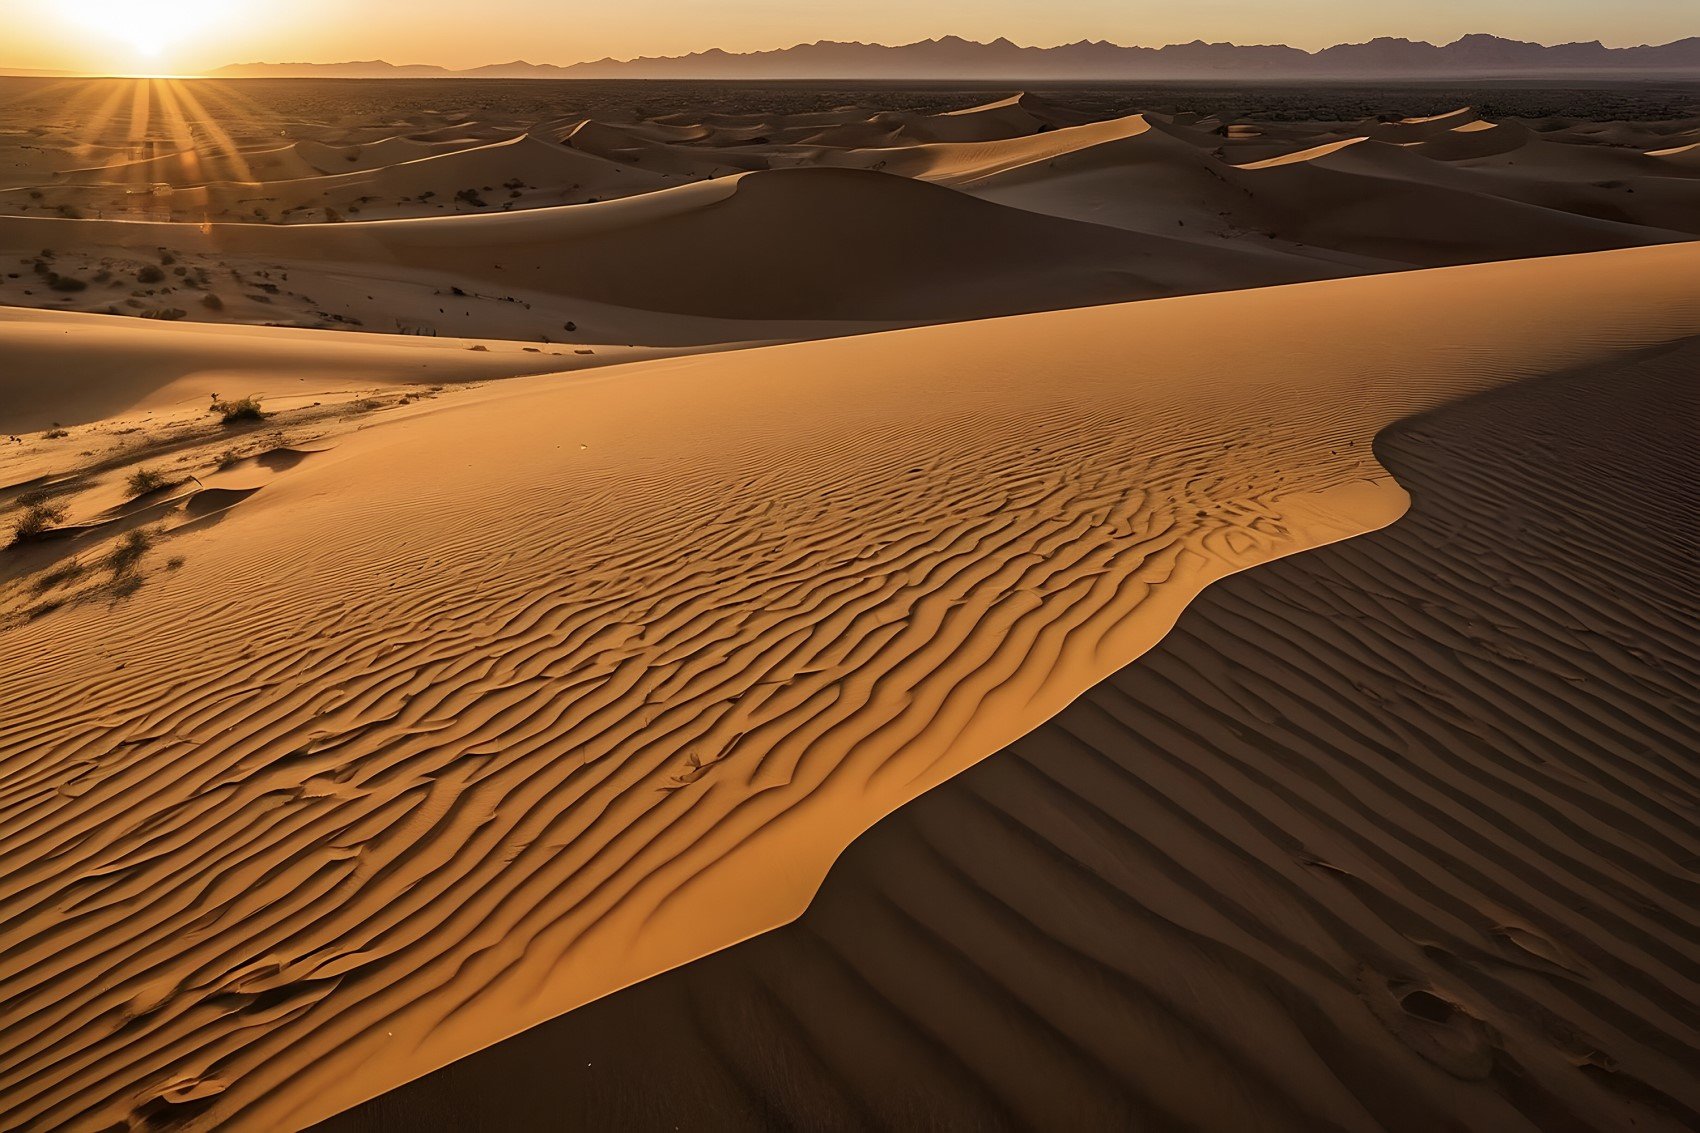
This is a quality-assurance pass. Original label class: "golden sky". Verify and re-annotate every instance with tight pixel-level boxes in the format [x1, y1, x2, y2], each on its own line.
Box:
[6, 0, 1694, 76]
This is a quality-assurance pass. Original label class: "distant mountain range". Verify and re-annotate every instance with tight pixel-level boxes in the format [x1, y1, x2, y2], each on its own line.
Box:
[209, 34, 1700, 80]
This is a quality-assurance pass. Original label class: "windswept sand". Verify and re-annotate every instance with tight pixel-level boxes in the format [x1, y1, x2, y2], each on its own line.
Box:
[331, 334, 1700, 1133]
[2, 243, 1699, 1128]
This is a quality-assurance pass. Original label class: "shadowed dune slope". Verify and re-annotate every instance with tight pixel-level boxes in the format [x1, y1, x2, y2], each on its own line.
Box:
[329, 336, 1700, 1133]
[3, 247, 1700, 1130]
[0, 166, 1348, 326]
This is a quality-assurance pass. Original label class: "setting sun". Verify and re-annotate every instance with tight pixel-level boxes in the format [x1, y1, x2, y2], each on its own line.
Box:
[57, 0, 233, 61]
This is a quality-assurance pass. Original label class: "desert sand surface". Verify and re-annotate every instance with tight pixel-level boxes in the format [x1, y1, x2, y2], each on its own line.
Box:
[2, 81, 1698, 345]
[329, 334, 1700, 1133]
[4, 240, 1700, 1129]
[3, 77, 1700, 1132]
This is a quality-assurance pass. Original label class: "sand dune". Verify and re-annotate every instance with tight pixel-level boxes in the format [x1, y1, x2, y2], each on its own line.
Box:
[334, 336, 1700, 1133]
[0, 306, 709, 434]
[2, 244, 1699, 1129]
[0, 165, 1355, 342]
[3, 84, 1696, 346]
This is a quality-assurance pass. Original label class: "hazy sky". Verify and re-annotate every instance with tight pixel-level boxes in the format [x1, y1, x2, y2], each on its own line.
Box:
[7, 0, 1695, 75]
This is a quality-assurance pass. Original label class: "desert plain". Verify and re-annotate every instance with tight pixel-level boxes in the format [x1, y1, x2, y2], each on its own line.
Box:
[0, 76, 1698, 1131]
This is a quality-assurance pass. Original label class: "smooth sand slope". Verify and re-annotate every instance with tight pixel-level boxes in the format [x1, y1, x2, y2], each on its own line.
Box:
[0, 166, 1350, 343]
[2, 244, 1700, 1129]
[334, 333, 1700, 1133]
[0, 306, 696, 433]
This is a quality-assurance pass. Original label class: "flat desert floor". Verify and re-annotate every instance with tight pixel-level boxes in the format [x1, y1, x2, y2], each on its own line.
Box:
[0, 79, 1697, 1131]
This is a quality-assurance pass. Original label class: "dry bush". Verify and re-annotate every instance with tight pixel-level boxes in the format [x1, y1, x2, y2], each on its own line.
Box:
[10, 501, 67, 543]
[126, 467, 169, 496]
[107, 529, 154, 574]
[212, 396, 265, 424]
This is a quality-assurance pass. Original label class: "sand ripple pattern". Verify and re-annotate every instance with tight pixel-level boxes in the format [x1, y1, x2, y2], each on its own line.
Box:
[2, 249, 1700, 1128]
[335, 340, 1700, 1132]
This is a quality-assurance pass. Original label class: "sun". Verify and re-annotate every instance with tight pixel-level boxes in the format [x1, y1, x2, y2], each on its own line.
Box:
[57, 0, 231, 62]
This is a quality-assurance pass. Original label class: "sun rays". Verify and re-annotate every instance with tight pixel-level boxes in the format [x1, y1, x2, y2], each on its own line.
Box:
[0, 76, 276, 220]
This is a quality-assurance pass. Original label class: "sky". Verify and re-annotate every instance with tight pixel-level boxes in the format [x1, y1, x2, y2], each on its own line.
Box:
[5, 0, 1695, 76]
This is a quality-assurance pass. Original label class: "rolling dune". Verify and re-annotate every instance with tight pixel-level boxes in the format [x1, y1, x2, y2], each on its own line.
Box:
[0, 306, 702, 433]
[0, 165, 1352, 342]
[5, 87, 1695, 349]
[333, 323, 1700, 1133]
[2, 244, 1699, 1129]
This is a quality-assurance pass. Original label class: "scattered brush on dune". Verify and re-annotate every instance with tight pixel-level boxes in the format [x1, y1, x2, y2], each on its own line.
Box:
[7, 500, 65, 544]
[124, 467, 170, 496]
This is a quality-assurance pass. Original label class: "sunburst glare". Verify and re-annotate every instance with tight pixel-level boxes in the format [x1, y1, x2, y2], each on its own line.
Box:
[55, 0, 237, 66]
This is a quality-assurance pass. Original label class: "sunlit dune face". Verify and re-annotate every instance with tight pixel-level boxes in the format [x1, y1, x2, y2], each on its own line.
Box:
[58, 0, 232, 63]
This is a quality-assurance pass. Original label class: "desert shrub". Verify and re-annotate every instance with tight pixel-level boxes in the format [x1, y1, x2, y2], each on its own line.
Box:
[43, 427, 68, 439]
[126, 467, 169, 496]
[107, 529, 154, 574]
[139, 308, 187, 321]
[11, 501, 67, 542]
[212, 396, 265, 424]
[201, 292, 224, 311]
[49, 275, 87, 292]
[31, 559, 85, 593]
[215, 449, 242, 469]
[137, 265, 165, 284]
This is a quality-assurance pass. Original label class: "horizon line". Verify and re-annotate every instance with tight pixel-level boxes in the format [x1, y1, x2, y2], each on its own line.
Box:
[6, 29, 1699, 79]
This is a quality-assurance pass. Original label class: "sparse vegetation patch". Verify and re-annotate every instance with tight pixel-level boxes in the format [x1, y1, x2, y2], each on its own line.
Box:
[212, 396, 266, 424]
[126, 468, 169, 496]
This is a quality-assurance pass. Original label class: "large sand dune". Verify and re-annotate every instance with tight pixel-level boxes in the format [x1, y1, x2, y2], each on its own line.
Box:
[2, 243, 1699, 1128]
[333, 333, 1700, 1133]
[0, 165, 1353, 344]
